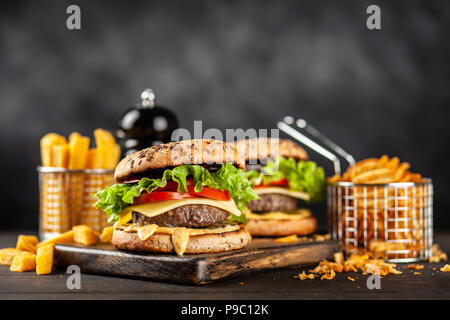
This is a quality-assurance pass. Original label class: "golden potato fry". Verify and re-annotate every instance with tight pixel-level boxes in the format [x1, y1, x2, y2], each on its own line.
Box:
[0, 248, 25, 266]
[40, 133, 67, 167]
[36, 244, 54, 275]
[334, 252, 344, 265]
[353, 168, 394, 184]
[386, 157, 400, 172]
[10, 252, 36, 272]
[99, 226, 114, 243]
[68, 134, 90, 169]
[342, 172, 351, 181]
[51, 144, 69, 168]
[274, 234, 298, 244]
[378, 155, 389, 166]
[69, 132, 82, 143]
[105, 144, 121, 169]
[94, 128, 116, 146]
[409, 173, 423, 182]
[94, 129, 120, 169]
[85, 148, 105, 169]
[327, 174, 341, 183]
[37, 230, 74, 248]
[393, 162, 410, 181]
[73, 225, 99, 246]
[16, 235, 39, 253]
[348, 158, 380, 180]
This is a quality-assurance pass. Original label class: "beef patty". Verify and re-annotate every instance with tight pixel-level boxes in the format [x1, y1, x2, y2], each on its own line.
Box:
[247, 193, 298, 212]
[132, 204, 230, 228]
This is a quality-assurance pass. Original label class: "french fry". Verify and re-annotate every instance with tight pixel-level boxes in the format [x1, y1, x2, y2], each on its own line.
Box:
[353, 168, 394, 184]
[106, 144, 121, 169]
[10, 252, 36, 272]
[69, 131, 82, 142]
[393, 162, 410, 181]
[40, 133, 67, 167]
[85, 148, 104, 169]
[37, 230, 74, 248]
[16, 235, 39, 253]
[73, 225, 99, 246]
[99, 226, 114, 243]
[51, 144, 69, 168]
[68, 134, 90, 169]
[334, 252, 344, 265]
[0, 248, 25, 266]
[94, 129, 120, 169]
[274, 235, 298, 244]
[36, 244, 54, 275]
[378, 155, 389, 166]
[94, 129, 116, 146]
[386, 157, 400, 172]
[328, 156, 423, 184]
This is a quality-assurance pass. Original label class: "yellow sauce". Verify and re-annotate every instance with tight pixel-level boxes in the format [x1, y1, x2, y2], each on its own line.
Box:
[118, 224, 240, 255]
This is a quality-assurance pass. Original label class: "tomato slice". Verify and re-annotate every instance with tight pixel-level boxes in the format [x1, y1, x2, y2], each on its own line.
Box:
[134, 191, 198, 204]
[134, 178, 230, 203]
[256, 178, 289, 188]
[186, 186, 230, 201]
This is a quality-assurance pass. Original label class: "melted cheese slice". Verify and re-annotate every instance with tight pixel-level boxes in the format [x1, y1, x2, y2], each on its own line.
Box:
[254, 187, 310, 200]
[114, 198, 241, 228]
[136, 224, 158, 241]
[120, 224, 241, 255]
[245, 209, 311, 220]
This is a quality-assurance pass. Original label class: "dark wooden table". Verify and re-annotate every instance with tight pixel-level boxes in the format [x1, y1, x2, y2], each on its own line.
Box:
[1, 231, 449, 300]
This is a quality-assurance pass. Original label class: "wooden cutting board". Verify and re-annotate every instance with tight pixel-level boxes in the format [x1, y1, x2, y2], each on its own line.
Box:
[54, 237, 341, 285]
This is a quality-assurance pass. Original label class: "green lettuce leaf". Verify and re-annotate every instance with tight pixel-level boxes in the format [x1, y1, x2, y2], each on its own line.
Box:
[94, 164, 259, 223]
[245, 156, 326, 203]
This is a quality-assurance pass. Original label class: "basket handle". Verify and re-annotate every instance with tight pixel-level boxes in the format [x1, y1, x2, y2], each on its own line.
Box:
[277, 117, 355, 175]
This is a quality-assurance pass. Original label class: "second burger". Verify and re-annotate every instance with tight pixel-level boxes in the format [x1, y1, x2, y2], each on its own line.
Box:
[236, 138, 325, 237]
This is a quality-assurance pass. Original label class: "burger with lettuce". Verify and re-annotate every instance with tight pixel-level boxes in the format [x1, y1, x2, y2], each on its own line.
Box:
[235, 138, 325, 237]
[94, 139, 258, 255]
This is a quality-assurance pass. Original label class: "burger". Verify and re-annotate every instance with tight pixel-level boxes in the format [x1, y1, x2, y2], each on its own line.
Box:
[94, 139, 258, 255]
[235, 138, 325, 237]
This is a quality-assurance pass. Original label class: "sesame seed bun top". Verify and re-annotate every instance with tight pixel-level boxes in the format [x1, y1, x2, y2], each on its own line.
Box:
[234, 138, 308, 163]
[114, 139, 245, 183]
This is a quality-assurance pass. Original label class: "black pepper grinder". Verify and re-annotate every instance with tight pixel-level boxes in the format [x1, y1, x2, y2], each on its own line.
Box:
[117, 89, 179, 156]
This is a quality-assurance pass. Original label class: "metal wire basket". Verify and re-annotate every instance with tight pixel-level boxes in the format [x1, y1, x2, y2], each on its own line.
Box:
[38, 167, 114, 240]
[327, 180, 433, 262]
[278, 117, 434, 262]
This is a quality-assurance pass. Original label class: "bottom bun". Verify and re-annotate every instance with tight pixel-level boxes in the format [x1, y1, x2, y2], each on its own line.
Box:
[111, 226, 251, 254]
[247, 216, 317, 237]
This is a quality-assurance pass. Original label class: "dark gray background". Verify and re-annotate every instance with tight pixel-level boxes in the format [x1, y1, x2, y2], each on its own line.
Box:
[1, 0, 449, 230]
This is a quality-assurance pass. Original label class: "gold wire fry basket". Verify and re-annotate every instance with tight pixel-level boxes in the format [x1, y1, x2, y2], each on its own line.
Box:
[278, 117, 433, 262]
[38, 167, 114, 240]
[327, 180, 433, 262]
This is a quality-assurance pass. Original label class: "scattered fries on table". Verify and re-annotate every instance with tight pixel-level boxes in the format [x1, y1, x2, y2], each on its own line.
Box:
[1, 225, 112, 275]
[294, 251, 403, 281]
[274, 235, 298, 244]
[429, 244, 447, 263]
